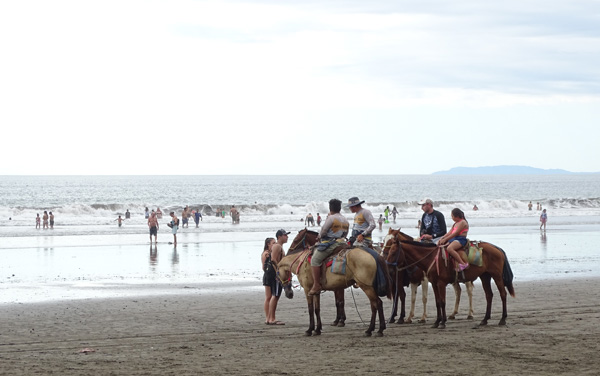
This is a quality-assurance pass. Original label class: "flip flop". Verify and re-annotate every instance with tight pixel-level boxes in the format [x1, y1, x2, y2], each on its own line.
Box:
[267, 321, 285, 325]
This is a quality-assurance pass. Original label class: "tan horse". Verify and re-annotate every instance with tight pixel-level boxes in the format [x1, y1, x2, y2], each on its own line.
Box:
[387, 234, 515, 328]
[277, 231, 391, 337]
[382, 229, 474, 324]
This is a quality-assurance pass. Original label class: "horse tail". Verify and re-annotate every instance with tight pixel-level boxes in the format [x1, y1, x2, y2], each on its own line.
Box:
[489, 243, 516, 297]
[376, 256, 393, 300]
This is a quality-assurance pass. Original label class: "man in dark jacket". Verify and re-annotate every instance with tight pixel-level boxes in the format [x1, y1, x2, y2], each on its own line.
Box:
[419, 198, 447, 243]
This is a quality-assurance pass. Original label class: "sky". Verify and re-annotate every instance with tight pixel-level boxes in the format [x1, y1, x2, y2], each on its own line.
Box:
[1, 0, 599, 175]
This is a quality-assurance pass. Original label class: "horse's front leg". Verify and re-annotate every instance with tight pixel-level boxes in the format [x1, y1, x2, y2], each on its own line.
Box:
[449, 282, 461, 320]
[388, 271, 401, 324]
[419, 279, 429, 323]
[437, 281, 447, 329]
[305, 293, 315, 336]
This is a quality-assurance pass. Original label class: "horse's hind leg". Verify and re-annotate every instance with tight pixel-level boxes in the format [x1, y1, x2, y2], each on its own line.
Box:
[479, 274, 493, 326]
[466, 281, 474, 320]
[331, 289, 346, 327]
[492, 276, 508, 326]
[314, 294, 322, 335]
[376, 297, 386, 337]
[449, 282, 461, 320]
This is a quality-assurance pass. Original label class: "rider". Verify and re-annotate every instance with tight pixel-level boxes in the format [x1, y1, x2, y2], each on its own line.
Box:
[308, 199, 349, 295]
[418, 198, 447, 244]
[438, 208, 469, 271]
[347, 197, 376, 248]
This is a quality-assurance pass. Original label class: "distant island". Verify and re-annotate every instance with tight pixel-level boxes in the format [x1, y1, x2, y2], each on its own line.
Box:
[432, 165, 594, 175]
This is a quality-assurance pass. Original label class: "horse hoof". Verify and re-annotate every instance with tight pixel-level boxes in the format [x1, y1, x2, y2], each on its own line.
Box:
[395, 319, 405, 325]
[337, 322, 345, 327]
[388, 318, 396, 324]
[498, 319, 506, 326]
[448, 315, 456, 320]
[376, 332, 384, 337]
[418, 319, 426, 324]
[304, 331, 313, 336]
[364, 331, 372, 337]
[315, 330, 322, 335]
[479, 320, 488, 326]
[467, 315, 474, 320]
[330, 322, 338, 326]
[431, 323, 439, 329]
[438, 324, 446, 329]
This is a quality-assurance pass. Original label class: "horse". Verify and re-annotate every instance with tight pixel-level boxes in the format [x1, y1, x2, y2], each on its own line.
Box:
[382, 229, 474, 324]
[277, 229, 392, 336]
[386, 233, 515, 328]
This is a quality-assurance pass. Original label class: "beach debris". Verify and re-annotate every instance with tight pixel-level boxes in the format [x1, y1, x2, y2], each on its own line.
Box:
[78, 348, 96, 354]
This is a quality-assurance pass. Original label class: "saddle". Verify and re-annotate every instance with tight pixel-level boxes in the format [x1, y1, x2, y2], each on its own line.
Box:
[307, 242, 351, 274]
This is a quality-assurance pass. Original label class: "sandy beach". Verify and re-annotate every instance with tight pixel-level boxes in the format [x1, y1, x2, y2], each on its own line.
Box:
[1, 277, 599, 375]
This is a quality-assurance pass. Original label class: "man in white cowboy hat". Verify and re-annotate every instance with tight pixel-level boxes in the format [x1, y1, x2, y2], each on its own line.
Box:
[418, 198, 447, 243]
[346, 197, 376, 248]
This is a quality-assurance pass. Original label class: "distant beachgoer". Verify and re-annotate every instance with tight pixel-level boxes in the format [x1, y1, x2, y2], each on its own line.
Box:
[148, 211, 159, 243]
[145, 207, 150, 219]
[473, 204, 479, 211]
[230, 205, 239, 224]
[261, 237, 276, 323]
[156, 207, 163, 219]
[42, 211, 49, 229]
[391, 207, 398, 223]
[378, 214, 384, 230]
[194, 210, 202, 227]
[438, 208, 469, 271]
[36, 214, 41, 229]
[528, 201, 533, 211]
[540, 209, 547, 230]
[168, 212, 179, 246]
[384, 206, 390, 222]
[316, 213, 322, 226]
[222, 209, 226, 218]
[115, 215, 125, 227]
[536, 202, 540, 211]
[49, 212, 54, 229]
[305, 213, 315, 227]
[181, 206, 189, 228]
[267, 229, 289, 325]
[125, 209, 131, 219]
[417, 219, 421, 229]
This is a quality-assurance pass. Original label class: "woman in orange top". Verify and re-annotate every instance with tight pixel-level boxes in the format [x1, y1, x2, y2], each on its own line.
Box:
[439, 208, 469, 271]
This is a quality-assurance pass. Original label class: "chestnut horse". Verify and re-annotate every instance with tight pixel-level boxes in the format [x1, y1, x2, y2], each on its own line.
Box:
[382, 229, 474, 324]
[277, 230, 391, 336]
[387, 234, 515, 328]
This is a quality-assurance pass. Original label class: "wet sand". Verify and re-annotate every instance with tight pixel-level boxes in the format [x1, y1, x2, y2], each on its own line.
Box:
[1, 278, 599, 375]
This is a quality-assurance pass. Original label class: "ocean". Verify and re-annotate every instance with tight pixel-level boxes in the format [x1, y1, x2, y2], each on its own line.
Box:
[1, 174, 600, 303]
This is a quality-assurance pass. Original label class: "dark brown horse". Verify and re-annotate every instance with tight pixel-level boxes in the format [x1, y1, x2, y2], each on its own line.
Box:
[382, 229, 474, 324]
[387, 233, 515, 328]
[278, 229, 391, 336]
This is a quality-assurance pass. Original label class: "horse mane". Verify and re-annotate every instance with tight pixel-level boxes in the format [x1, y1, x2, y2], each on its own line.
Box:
[399, 239, 437, 248]
[286, 247, 307, 256]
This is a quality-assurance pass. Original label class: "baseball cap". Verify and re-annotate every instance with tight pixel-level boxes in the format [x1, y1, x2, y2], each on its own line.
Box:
[276, 229, 291, 238]
[418, 198, 434, 206]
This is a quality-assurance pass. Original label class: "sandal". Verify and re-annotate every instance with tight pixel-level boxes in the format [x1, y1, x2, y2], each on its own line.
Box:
[459, 263, 469, 271]
[267, 321, 285, 325]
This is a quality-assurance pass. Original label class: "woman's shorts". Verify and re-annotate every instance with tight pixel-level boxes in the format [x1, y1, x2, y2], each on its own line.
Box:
[448, 236, 468, 247]
[172, 226, 178, 235]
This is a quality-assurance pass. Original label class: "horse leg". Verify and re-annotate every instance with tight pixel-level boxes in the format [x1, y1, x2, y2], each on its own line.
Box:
[466, 281, 474, 320]
[419, 279, 429, 323]
[449, 282, 461, 320]
[479, 274, 493, 326]
[406, 282, 417, 324]
[362, 287, 380, 337]
[431, 283, 441, 328]
[314, 293, 322, 335]
[377, 297, 386, 337]
[388, 274, 398, 324]
[332, 289, 346, 327]
[492, 275, 508, 326]
[437, 281, 448, 329]
[397, 279, 406, 324]
[305, 293, 316, 336]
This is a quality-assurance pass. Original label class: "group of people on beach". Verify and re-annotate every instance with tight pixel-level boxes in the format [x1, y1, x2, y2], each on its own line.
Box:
[260, 196, 476, 324]
[35, 211, 54, 229]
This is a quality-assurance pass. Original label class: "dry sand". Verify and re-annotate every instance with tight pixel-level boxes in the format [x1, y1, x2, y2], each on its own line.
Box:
[1, 278, 599, 376]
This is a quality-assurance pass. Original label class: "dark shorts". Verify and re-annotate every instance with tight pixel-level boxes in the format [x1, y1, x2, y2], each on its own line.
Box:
[270, 279, 283, 297]
[448, 236, 468, 247]
[182, 218, 188, 225]
[149, 226, 158, 236]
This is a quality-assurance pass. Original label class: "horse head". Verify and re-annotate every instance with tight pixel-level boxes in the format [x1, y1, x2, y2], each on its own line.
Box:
[382, 229, 404, 267]
[275, 258, 294, 299]
[288, 228, 319, 253]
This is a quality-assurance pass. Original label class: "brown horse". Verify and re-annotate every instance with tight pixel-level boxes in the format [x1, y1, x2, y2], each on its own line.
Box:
[382, 229, 474, 324]
[387, 234, 515, 328]
[277, 230, 391, 336]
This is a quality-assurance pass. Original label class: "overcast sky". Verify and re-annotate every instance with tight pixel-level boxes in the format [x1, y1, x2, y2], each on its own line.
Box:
[1, 0, 599, 175]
